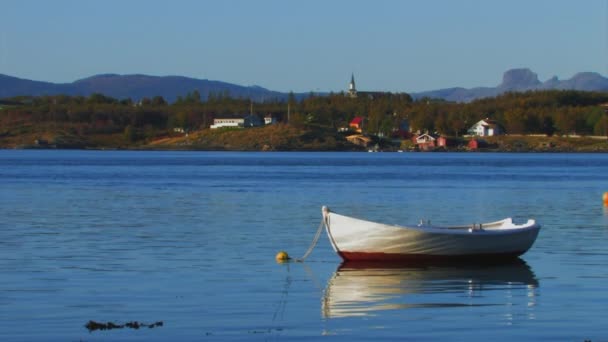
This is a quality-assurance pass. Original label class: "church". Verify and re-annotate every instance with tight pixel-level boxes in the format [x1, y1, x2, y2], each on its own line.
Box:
[346, 74, 388, 99]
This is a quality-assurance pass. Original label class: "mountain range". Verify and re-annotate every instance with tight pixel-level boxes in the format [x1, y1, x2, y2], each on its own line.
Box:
[412, 68, 608, 102]
[2, 68, 608, 103]
[0, 73, 288, 103]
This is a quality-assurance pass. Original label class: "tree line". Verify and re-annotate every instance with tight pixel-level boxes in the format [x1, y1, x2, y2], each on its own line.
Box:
[1, 89, 608, 143]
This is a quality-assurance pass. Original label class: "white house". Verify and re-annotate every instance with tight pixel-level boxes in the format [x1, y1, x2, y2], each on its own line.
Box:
[210, 118, 244, 129]
[467, 118, 505, 137]
[264, 114, 277, 125]
[210, 114, 263, 129]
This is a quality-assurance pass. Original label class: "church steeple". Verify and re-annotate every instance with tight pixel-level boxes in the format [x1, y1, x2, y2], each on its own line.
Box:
[348, 73, 357, 98]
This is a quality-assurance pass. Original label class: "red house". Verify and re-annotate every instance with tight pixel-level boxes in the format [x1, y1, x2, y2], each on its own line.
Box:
[437, 136, 447, 147]
[414, 133, 437, 151]
[437, 136, 458, 148]
[468, 138, 487, 150]
[349, 117, 364, 133]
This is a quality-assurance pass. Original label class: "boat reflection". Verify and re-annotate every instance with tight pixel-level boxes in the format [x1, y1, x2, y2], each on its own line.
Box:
[322, 258, 538, 318]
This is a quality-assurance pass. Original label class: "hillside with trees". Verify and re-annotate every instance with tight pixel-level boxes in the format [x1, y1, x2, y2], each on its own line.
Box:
[1, 89, 607, 151]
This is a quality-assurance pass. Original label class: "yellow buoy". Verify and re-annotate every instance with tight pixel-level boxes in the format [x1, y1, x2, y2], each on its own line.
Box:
[275, 251, 290, 262]
[603, 192, 608, 206]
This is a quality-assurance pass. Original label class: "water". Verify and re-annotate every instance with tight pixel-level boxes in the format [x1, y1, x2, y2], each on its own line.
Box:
[1, 150, 607, 341]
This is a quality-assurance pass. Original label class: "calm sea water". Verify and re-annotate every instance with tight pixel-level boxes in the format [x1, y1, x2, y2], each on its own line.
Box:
[1, 150, 607, 341]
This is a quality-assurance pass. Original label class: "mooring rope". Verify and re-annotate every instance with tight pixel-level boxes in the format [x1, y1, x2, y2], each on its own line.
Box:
[295, 218, 325, 262]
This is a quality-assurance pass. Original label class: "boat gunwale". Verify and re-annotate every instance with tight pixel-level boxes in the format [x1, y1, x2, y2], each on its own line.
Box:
[327, 212, 540, 236]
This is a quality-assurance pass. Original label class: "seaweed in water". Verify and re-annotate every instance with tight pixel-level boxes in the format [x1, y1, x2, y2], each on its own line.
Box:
[85, 320, 163, 331]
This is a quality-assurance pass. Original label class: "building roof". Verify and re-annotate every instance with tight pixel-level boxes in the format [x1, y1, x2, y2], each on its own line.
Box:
[474, 118, 502, 128]
[415, 133, 438, 142]
[345, 134, 372, 146]
[213, 113, 260, 119]
[350, 117, 364, 125]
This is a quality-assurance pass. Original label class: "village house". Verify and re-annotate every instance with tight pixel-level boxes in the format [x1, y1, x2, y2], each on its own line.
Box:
[413, 133, 438, 151]
[395, 119, 411, 138]
[264, 114, 277, 125]
[349, 117, 364, 133]
[437, 136, 458, 148]
[468, 138, 488, 150]
[210, 114, 263, 129]
[467, 118, 505, 137]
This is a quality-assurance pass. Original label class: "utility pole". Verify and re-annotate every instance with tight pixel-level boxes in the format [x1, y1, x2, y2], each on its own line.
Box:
[602, 103, 608, 141]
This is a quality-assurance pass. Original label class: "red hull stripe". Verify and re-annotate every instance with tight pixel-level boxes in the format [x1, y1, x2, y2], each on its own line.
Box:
[338, 250, 525, 262]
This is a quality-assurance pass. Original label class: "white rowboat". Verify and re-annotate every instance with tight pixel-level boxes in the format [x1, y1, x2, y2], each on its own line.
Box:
[322, 206, 540, 261]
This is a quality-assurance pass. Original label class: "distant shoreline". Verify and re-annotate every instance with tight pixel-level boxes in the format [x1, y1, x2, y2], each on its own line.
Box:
[5, 137, 608, 154]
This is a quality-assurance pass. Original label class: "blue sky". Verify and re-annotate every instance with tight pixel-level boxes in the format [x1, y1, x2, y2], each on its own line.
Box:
[2, 0, 607, 93]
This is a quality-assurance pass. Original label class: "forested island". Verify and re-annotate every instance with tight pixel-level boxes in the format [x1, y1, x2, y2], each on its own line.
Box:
[1, 89, 607, 152]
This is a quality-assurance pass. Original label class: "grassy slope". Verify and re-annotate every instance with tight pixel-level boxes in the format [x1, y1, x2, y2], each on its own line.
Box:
[1, 118, 606, 152]
[148, 124, 360, 151]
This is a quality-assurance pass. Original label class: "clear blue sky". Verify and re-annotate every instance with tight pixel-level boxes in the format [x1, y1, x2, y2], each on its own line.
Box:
[2, 0, 607, 93]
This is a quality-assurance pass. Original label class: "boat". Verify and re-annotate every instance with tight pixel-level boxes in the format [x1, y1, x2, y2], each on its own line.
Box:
[321, 206, 540, 261]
